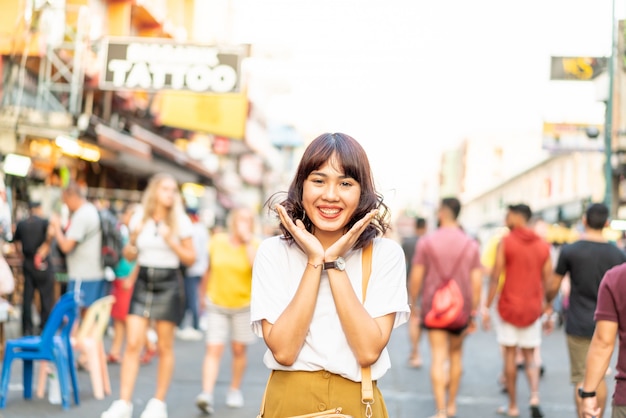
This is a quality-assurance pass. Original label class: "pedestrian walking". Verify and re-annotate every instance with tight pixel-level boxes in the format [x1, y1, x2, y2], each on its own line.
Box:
[176, 207, 208, 341]
[107, 203, 138, 364]
[485, 223, 548, 394]
[580, 263, 626, 418]
[12, 201, 54, 336]
[482, 204, 552, 418]
[402, 216, 427, 368]
[194, 206, 259, 413]
[409, 197, 482, 418]
[50, 181, 106, 310]
[101, 173, 195, 418]
[547, 203, 626, 418]
[250, 132, 410, 417]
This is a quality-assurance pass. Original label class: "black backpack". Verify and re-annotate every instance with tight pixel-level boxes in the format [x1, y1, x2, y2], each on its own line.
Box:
[98, 209, 123, 270]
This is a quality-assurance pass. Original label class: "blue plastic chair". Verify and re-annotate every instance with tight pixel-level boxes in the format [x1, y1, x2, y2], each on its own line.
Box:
[0, 292, 80, 409]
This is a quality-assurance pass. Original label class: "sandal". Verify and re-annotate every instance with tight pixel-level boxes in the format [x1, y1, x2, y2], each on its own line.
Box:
[140, 348, 157, 365]
[106, 353, 121, 364]
[408, 355, 423, 368]
[530, 405, 544, 418]
[496, 406, 520, 417]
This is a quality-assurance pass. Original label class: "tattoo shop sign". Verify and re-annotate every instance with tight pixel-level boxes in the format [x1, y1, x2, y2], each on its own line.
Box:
[99, 38, 246, 93]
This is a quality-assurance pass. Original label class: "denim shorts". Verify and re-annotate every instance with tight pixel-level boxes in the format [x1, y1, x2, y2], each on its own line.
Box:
[68, 279, 108, 307]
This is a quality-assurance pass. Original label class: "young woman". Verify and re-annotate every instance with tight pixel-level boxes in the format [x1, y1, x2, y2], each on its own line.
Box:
[251, 132, 410, 417]
[101, 173, 195, 418]
[195, 207, 259, 414]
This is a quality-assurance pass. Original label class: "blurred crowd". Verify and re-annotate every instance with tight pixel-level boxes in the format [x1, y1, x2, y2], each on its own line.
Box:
[1, 167, 625, 418]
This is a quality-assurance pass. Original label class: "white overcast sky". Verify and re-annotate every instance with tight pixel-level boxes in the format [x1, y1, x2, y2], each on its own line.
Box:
[198, 0, 618, 212]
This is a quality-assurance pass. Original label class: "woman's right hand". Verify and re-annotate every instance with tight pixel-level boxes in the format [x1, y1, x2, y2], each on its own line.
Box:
[275, 204, 324, 262]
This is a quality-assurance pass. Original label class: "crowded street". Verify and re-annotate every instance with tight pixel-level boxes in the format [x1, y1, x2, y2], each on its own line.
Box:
[1, 1, 625, 418]
[0, 316, 609, 418]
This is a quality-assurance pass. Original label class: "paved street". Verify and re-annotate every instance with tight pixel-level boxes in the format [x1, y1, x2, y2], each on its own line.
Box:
[0, 320, 613, 418]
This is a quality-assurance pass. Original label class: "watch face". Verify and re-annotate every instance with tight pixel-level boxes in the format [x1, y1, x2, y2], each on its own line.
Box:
[335, 257, 346, 271]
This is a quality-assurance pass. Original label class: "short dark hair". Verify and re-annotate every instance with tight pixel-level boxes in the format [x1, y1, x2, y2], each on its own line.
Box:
[585, 203, 609, 230]
[441, 197, 461, 219]
[416, 217, 426, 229]
[268, 132, 390, 249]
[508, 203, 532, 221]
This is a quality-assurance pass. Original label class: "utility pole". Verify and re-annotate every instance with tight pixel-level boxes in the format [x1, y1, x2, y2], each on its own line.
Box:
[605, 0, 617, 216]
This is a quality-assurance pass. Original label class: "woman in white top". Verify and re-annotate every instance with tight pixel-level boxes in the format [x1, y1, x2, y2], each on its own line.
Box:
[102, 173, 195, 418]
[251, 133, 410, 417]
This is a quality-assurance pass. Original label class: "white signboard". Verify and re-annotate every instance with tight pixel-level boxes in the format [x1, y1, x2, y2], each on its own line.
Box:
[99, 38, 246, 93]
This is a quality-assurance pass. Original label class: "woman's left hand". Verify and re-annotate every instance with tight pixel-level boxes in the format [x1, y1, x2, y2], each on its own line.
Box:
[324, 209, 378, 260]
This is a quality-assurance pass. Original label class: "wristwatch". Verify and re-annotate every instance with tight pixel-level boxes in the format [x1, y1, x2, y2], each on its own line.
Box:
[578, 387, 596, 398]
[323, 257, 346, 271]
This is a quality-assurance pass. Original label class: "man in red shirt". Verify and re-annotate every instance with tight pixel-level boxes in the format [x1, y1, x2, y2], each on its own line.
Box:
[482, 204, 552, 418]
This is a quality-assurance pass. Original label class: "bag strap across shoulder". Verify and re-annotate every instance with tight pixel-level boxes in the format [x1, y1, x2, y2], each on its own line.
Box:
[257, 242, 375, 418]
[427, 238, 470, 282]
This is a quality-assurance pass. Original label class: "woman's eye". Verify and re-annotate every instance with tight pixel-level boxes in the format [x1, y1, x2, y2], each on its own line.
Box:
[340, 181, 353, 187]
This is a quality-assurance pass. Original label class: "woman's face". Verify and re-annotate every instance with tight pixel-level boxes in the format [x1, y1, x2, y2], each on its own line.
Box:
[302, 156, 361, 236]
[232, 209, 254, 239]
[155, 178, 178, 208]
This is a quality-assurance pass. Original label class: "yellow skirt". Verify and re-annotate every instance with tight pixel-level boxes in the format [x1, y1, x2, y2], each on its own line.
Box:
[262, 370, 389, 418]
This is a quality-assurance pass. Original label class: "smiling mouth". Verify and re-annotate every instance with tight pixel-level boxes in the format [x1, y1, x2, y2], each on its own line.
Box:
[319, 208, 341, 215]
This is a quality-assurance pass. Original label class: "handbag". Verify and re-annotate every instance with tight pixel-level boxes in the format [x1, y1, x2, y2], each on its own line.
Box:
[257, 243, 375, 418]
[424, 241, 469, 329]
[0, 254, 15, 295]
[48, 238, 67, 275]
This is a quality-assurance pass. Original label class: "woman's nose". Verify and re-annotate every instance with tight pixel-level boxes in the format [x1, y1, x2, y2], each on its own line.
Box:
[322, 184, 339, 200]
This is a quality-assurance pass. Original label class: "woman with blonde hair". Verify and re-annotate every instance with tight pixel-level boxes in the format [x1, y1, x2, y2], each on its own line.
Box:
[195, 206, 259, 414]
[102, 173, 195, 418]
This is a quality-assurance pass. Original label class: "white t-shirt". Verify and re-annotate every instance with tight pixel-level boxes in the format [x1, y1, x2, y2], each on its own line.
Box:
[66, 202, 104, 281]
[131, 210, 193, 269]
[251, 236, 410, 382]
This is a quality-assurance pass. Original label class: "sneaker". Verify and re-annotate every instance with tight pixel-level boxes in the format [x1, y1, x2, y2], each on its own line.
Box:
[187, 328, 204, 341]
[195, 392, 214, 414]
[176, 327, 204, 341]
[101, 400, 133, 418]
[140, 398, 168, 418]
[225, 389, 244, 408]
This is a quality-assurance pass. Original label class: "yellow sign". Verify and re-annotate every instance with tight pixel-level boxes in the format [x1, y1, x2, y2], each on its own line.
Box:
[550, 57, 607, 81]
[154, 92, 248, 140]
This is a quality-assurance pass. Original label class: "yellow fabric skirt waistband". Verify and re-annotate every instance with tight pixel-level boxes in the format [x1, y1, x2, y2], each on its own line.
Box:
[261, 369, 388, 418]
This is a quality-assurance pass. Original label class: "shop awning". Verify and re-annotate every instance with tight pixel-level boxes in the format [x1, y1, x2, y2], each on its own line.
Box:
[95, 124, 151, 160]
[129, 124, 216, 181]
[93, 123, 200, 184]
[110, 153, 200, 184]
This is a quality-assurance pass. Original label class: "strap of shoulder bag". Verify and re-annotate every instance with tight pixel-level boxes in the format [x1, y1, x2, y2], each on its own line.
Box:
[360, 242, 374, 405]
[427, 238, 470, 283]
[257, 241, 375, 418]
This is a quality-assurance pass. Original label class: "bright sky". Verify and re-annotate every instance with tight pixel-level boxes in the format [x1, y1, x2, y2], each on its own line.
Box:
[199, 0, 616, 213]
